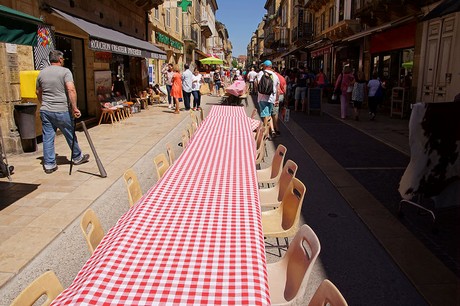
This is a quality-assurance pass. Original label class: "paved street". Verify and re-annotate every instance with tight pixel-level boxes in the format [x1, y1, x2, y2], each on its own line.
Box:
[0, 94, 458, 305]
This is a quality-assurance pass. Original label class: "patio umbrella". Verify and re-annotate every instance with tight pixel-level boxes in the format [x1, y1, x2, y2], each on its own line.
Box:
[199, 57, 224, 65]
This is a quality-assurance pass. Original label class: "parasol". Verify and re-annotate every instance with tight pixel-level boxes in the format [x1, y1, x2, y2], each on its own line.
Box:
[199, 57, 224, 65]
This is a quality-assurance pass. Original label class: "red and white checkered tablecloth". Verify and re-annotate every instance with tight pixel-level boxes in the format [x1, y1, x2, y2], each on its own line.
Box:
[207, 105, 260, 131]
[52, 106, 270, 305]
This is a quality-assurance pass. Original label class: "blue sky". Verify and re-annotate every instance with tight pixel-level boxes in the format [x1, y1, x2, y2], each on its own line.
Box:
[216, 0, 267, 57]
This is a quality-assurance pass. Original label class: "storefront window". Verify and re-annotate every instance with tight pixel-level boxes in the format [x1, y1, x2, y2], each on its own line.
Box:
[338, 0, 344, 22]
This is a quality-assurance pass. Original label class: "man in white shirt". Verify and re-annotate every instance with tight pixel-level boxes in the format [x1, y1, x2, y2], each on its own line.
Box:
[247, 67, 258, 94]
[181, 63, 193, 110]
[257, 60, 279, 138]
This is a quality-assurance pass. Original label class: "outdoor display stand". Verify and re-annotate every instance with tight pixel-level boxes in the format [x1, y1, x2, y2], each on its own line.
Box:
[391, 87, 405, 118]
[308, 88, 323, 115]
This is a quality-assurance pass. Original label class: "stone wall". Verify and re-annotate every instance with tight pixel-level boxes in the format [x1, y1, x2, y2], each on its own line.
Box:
[0, 43, 36, 154]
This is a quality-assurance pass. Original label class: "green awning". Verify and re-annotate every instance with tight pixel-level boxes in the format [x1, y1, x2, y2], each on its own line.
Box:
[0, 5, 43, 46]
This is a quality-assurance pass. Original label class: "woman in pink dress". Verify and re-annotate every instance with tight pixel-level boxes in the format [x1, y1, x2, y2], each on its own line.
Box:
[334, 65, 355, 119]
[170, 64, 183, 114]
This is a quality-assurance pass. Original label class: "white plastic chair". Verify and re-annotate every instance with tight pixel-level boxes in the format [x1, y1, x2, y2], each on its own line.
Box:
[308, 279, 348, 306]
[259, 160, 298, 208]
[262, 177, 307, 255]
[267, 224, 321, 305]
[257, 144, 287, 185]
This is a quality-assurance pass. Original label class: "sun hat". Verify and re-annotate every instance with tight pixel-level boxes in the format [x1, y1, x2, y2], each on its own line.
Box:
[262, 60, 272, 67]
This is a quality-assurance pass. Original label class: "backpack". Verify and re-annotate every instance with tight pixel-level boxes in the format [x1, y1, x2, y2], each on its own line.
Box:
[258, 70, 274, 95]
[213, 72, 220, 82]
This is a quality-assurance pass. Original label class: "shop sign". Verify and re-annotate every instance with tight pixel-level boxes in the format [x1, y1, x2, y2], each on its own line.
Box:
[90, 39, 144, 56]
[89, 38, 166, 60]
[311, 46, 331, 58]
[156, 32, 183, 50]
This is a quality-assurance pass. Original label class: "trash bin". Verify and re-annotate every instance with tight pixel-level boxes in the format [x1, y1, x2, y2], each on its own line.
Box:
[14, 102, 37, 152]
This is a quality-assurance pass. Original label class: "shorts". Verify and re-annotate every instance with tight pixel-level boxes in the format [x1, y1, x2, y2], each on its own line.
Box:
[259, 101, 273, 118]
[295, 87, 307, 100]
[272, 104, 279, 116]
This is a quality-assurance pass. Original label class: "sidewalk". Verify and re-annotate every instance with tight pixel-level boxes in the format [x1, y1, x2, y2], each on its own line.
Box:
[0, 103, 193, 288]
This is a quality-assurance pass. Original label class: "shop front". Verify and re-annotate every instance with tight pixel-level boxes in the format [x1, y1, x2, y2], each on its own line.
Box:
[50, 8, 166, 117]
[369, 21, 416, 103]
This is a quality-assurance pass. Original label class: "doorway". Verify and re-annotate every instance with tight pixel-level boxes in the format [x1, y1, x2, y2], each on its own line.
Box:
[55, 35, 87, 115]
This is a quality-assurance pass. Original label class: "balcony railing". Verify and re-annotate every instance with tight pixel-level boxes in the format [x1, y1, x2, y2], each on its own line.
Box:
[183, 27, 198, 44]
[291, 23, 313, 42]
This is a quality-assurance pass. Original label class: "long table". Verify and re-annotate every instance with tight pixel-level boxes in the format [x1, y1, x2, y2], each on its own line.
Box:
[52, 106, 270, 305]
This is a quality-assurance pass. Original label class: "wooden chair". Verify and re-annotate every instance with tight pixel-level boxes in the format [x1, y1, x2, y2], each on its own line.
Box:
[153, 153, 170, 179]
[262, 177, 307, 256]
[257, 144, 287, 186]
[149, 93, 161, 104]
[308, 279, 348, 306]
[267, 224, 321, 305]
[259, 160, 298, 208]
[123, 168, 142, 208]
[80, 209, 104, 255]
[10, 271, 64, 306]
[166, 143, 176, 165]
[98, 103, 119, 125]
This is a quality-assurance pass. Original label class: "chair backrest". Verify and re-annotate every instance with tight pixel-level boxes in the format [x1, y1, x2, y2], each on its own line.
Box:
[270, 144, 287, 181]
[187, 123, 194, 139]
[166, 143, 176, 165]
[255, 127, 267, 165]
[277, 160, 298, 202]
[182, 130, 189, 148]
[280, 178, 307, 236]
[123, 168, 142, 207]
[199, 107, 204, 121]
[251, 108, 258, 119]
[154, 153, 170, 179]
[190, 110, 199, 127]
[308, 279, 348, 306]
[10, 271, 63, 306]
[80, 209, 104, 254]
[191, 121, 198, 134]
[282, 224, 321, 303]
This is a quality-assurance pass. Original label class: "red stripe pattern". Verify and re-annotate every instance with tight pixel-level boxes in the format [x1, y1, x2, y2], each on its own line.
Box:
[52, 106, 270, 305]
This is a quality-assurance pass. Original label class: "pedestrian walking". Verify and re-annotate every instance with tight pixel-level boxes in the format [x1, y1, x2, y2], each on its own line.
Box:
[257, 60, 279, 139]
[213, 68, 223, 96]
[191, 68, 203, 111]
[247, 67, 258, 94]
[368, 71, 384, 120]
[351, 71, 367, 121]
[294, 66, 308, 112]
[35, 50, 89, 174]
[161, 63, 174, 109]
[315, 69, 327, 88]
[274, 68, 286, 135]
[334, 65, 355, 119]
[181, 64, 193, 111]
[171, 64, 183, 114]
